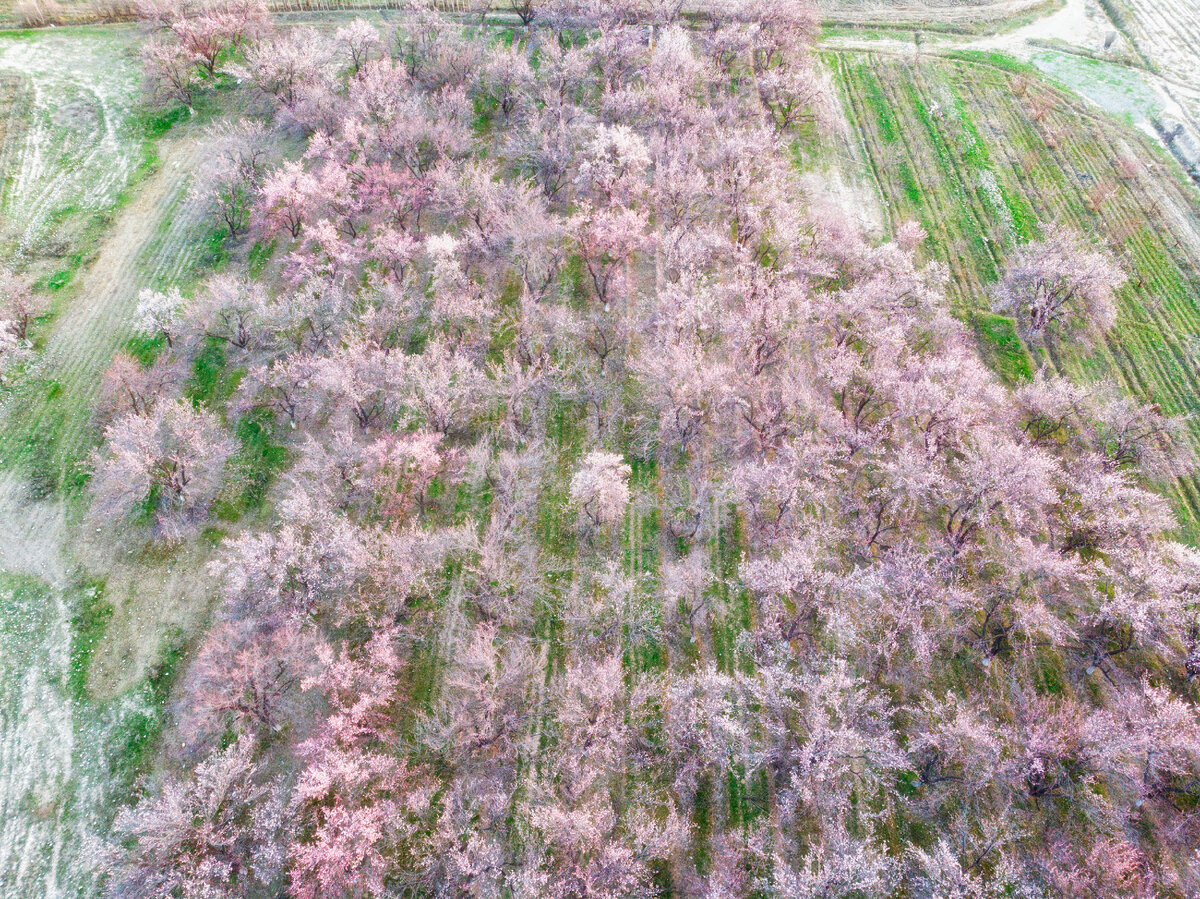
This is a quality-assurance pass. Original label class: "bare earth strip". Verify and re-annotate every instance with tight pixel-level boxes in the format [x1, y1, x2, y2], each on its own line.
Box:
[41, 136, 206, 438]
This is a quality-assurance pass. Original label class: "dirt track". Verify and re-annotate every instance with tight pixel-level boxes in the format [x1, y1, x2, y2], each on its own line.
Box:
[818, 0, 1053, 26]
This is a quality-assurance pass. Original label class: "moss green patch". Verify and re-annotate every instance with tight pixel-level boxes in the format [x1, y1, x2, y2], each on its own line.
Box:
[45, 268, 74, 291]
[124, 334, 167, 369]
[68, 580, 112, 701]
[185, 337, 244, 407]
[973, 312, 1034, 384]
[213, 407, 289, 521]
[247, 239, 275, 278]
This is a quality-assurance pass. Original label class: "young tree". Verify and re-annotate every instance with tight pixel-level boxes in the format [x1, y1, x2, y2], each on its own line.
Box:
[208, 500, 369, 620]
[189, 274, 275, 352]
[332, 19, 382, 75]
[170, 0, 269, 77]
[141, 39, 201, 109]
[236, 27, 335, 113]
[96, 353, 178, 425]
[0, 324, 28, 383]
[506, 0, 538, 27]
[477, 42, 535, 125]
[570, 451, 632, 527]
[134, 287, 186, 348]
[757, 57, 829, 133]
[194, 120, 273, 241]
[0, 267, 41, 380]
[258, 160, 318, 241]
[0, 266, 44, 342]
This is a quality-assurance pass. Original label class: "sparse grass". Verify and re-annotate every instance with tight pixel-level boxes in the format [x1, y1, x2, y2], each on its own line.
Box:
[108, 631, 186, 778]
[0, 27, 146, 266]
[247, 238, 275, 277]
[186, 337, 239, 407]
[0, 570, 195, 896]
[1029, 50, 1162, 125]
[213, 407, 290, 520]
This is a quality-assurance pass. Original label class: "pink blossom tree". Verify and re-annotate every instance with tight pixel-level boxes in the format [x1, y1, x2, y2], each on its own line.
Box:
[332, 19, 382, 75]
[104, 735, 286, 899]
[177, 616, 318, 748]
[570, 451, 632, 527]
[289, 631, 434, 899]
[89, 399, 236, 542]
[993, 224, 1126, 341]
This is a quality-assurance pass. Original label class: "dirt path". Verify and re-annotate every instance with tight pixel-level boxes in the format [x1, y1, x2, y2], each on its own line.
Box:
[0, 129, 214, 684]
[0, 133, 208, 478]
[39, 135, 206, 434]
[970, 0, 1116, 53]
[0, 34, 206, 650]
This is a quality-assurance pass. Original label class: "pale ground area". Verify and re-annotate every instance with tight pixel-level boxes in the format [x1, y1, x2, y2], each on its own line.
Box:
[0, 30, 141, 254]
[811, 73, 889, 241]
[970, 0, 1119, 53]
[1120, 0, 1200, 97]
[0, 473, 67, 585]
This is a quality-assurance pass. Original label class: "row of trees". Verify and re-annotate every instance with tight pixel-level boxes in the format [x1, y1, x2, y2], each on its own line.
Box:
[98, 2, 1200, 897]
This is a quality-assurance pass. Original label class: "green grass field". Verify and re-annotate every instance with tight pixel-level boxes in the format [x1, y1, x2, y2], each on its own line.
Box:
[831, 50, 1200, 539]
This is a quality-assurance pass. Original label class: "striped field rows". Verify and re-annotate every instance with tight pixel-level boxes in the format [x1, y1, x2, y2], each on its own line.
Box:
[832, 52, 1200, 537]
